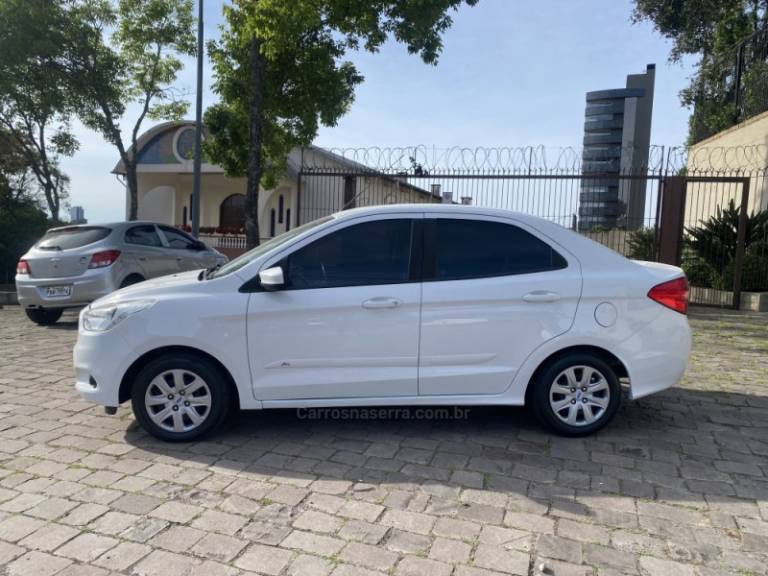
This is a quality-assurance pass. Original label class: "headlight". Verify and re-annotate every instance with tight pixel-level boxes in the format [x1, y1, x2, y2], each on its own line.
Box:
[81, 299, 155, 332]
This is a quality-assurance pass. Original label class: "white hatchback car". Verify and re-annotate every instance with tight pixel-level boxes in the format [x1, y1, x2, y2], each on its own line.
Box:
[74, 205, 691, 441]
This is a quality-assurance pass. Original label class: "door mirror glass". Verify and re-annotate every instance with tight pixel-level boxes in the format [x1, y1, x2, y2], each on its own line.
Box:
[259, 266, 285, 291]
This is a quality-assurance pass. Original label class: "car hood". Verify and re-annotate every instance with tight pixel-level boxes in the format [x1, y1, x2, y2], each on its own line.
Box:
[91, 270, 203, 306]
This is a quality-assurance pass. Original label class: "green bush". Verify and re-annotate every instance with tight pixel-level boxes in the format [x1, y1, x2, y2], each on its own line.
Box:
[716, 242, 768, 292]
[0, 197, 50, 284]
[627, 227, 658, 261]
[686, 201, 768, 292]
[682, 259, 715, 288]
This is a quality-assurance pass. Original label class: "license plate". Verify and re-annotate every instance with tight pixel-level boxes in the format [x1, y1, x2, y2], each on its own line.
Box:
[44, 285, 71, 297]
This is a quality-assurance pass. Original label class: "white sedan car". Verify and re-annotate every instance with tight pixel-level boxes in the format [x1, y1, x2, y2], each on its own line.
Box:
[74, 205, 691, 441]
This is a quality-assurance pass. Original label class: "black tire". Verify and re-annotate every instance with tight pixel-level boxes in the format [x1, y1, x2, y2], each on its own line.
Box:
[25, 308, 63, 326]
[532, 353, 621, 437]
[119, 274, 145, 288]
[131, 353, 231, 442]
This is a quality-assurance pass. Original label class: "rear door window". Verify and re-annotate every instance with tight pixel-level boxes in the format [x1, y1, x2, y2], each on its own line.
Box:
[431, 218, 567, 280]
[36, 227, 112, 251]
[125, 225, 162, 247]
[159, 226, 196, 249]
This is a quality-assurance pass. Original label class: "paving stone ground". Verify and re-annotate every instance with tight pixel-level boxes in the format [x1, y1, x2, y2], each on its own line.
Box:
[0, 305, 767, 576]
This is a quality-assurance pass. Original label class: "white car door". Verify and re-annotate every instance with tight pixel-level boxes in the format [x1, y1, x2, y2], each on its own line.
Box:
[418, 216, 581, 396]
[246, 215, 422, 400]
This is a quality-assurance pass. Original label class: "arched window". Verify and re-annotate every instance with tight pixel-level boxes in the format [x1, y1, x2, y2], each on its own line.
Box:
[278, 195, 284, 223]
[219, 194, 246, 230]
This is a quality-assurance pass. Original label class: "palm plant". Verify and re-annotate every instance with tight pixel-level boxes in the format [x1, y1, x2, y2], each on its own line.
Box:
[686, 199, 768, 272]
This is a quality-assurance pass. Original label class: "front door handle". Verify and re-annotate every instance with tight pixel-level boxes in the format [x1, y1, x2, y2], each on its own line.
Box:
[362, 297, 402, 309]
[522, 291, 561, 303]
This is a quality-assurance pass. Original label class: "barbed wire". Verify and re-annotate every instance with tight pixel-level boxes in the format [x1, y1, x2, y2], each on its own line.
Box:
[303, 144, 768, 174]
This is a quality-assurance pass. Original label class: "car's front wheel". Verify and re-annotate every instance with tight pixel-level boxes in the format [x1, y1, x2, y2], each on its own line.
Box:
[532, 353, 621, 437]
[131, 353, 231, 441]
[25, 308, 63, 326]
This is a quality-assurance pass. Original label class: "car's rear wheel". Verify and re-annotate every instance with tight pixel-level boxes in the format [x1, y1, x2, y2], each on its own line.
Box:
[532, 353, 621, 437]
[25, 308, 63, 326]
[119, 274, 145, 288]
[131, 353, 231, 442]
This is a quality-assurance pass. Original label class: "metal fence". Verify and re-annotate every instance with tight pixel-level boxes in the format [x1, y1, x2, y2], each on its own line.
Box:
[297, 146, 768, 309]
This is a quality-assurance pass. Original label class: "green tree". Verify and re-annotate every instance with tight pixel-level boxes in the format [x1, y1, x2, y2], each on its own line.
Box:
[66, 0, 196, 220]
[0, 0, 78, 221]
[205, 0, 479, 248]
[633, 0, 768, 141]
[0, 129, 51, 284]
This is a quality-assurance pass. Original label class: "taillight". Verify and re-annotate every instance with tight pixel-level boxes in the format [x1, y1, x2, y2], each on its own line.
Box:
[16, 259, 29, 275]
[88, 250, 121, 269]
[648, 277, 689, 315]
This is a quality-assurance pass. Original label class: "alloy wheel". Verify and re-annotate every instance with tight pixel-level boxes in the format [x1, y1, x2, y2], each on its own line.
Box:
[548, 365, 611, 427]
[144, 369, 212, 433]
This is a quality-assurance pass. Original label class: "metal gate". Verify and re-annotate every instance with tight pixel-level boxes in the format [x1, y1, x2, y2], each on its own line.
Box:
[297, 149, 755, 309]
[658, 176, 752, 309]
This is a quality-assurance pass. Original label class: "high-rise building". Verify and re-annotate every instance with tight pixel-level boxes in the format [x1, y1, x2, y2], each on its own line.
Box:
[579, 64, 655, 230]
[69, 206, 86, 224]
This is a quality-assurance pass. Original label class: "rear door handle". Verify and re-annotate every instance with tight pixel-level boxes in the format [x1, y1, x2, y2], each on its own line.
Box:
[362, 297, 402, 309]
[523, 291, 561, 303]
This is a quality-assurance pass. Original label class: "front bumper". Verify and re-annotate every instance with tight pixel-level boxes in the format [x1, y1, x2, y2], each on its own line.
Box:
[16, 269, 119, 309]
[73, 323, 130, 408]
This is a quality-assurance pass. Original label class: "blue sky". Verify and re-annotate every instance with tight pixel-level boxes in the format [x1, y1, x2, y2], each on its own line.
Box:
[62, 0, 696, 222]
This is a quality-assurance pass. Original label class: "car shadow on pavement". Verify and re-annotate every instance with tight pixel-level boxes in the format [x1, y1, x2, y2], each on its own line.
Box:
[121, 384, 768, 515]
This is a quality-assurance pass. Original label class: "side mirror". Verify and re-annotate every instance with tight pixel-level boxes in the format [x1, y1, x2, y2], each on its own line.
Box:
[259, 266, 285, 291]
[190, 240, 207, 251]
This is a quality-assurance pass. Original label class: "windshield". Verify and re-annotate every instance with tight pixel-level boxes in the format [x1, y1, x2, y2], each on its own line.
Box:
[36, 226, 112, 251]
[209, 216, 334, 279]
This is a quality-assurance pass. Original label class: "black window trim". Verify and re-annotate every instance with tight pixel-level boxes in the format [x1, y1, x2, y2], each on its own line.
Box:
[240, 216, 424, 293]
[421, 216, 569, 283]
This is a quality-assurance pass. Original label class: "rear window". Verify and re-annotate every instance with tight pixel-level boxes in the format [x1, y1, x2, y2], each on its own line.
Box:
[36, 227, 112, 250]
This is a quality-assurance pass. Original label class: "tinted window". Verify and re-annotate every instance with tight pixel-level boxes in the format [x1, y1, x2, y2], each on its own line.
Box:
[433, 219, 567, 280]
[36, 226, 111, 251]
[210, 217, 333, 279]
[125, 225, 162, 247]
[160, 226, 196, 249]
[286, 219, 413, 289]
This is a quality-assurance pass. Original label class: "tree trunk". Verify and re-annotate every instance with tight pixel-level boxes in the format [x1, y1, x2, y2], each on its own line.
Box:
[43, 183, 59, 222]
[125, 161, 139, 221]
[245, 37, 265, 249]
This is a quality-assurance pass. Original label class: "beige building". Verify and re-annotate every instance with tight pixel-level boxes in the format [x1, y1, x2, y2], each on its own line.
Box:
[686, 110, 768, 222]
[114, 121, 440, 246]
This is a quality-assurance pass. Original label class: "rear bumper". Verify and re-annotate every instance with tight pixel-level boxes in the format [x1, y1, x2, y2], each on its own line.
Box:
[621, 310, 692, 400]
[16, 270, 119, 309]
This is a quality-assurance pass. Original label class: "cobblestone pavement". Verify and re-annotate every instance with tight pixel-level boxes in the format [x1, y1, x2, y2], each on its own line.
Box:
[0, 306, 767, 576]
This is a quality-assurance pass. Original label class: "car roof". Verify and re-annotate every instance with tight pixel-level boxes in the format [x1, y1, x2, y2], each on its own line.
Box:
[47, 221, 168, 232]
[334, 203, 539, 219]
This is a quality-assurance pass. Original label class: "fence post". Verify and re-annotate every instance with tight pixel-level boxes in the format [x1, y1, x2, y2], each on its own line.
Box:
[732, 178, 751, 309]
[657, 176, 687, 266]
